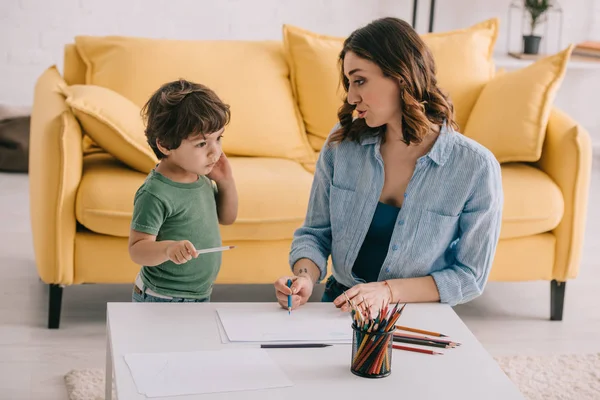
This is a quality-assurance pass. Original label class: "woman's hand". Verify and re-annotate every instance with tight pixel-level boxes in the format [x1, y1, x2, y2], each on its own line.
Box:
[332, 281, 392, 317]
[274, 275, 314, 310]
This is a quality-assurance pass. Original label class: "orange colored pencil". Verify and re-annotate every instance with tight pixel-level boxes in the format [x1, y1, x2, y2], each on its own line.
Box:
[395, 325, 448, 337]
[393, 344, 443, 355]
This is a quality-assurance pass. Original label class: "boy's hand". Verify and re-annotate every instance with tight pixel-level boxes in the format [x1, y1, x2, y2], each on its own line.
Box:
[166, 240, 198, 264]
[207, 153, 233, 184]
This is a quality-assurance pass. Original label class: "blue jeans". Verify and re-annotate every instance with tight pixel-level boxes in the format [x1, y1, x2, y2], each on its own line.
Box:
[132, 285, 209, 303]
[321, 276, 351, 303]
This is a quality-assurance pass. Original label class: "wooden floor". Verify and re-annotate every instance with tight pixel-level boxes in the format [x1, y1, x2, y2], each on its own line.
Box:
[1, 154, 599, 399]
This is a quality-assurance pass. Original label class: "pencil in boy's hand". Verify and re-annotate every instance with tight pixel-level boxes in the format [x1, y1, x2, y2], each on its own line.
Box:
[286, 279, 292, 315]
[196, 245, 235, 255]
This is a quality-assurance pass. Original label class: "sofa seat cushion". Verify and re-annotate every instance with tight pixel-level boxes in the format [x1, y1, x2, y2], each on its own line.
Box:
[500, 163, 564, 239]
[76, 154, 313, 241]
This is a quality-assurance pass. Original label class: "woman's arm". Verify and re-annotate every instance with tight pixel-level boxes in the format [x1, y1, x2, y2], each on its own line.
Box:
[428, 157, 503, 305]
[288, 128, 338, 282]
[292, 258, 321, 284]
[386, 276, 440, 303]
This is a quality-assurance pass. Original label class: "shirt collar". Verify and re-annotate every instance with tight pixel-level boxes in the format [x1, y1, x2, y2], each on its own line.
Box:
[360, 123, 455, 166]
[426, 123, 455, 166]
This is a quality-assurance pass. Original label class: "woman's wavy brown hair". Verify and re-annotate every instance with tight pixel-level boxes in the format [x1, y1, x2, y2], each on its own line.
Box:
[330, 17, 458, 145]
[141, 79, 231, 159]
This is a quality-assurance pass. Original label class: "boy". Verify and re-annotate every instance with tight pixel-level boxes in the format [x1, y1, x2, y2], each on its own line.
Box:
[129, 79, 238, 302]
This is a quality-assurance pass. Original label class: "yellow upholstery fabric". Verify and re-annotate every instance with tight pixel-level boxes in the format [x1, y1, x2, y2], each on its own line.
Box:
[63, 44, 86, 85]
[463, 46, 573, 163]
[283, 19, 498, 149]
[489, 233, 555, 281]
[64, 44, 101, 155]
[76, 154, 313, 241]
[29, 66, 83, 285]
[536, 108, 593, 281]
[75, 232, 293, 284]
[61, 84, 158, 173]
[283, 24, 347, 150]
[500, 163, 563, 239]
[74, 36, 315, 165]
[421, 18, 498, 131]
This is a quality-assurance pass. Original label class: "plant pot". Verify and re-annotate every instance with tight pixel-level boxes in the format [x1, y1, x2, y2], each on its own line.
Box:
[523, 35, 542, 55]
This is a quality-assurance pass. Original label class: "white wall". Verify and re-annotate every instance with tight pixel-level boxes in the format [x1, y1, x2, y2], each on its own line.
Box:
[1, 0, 599, 145]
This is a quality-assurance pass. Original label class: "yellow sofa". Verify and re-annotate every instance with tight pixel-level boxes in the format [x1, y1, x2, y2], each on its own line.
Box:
[30, 19, 592, 328]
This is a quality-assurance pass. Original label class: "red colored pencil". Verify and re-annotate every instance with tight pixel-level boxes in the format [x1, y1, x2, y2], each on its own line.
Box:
[392, 344, 443, 355]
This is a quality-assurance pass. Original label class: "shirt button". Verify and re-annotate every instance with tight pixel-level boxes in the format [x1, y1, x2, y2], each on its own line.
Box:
[404, 193, 408, 198]
[386, 268, 390, 273]
[397, 220, 404, 226]
[392, 245, 399, 251]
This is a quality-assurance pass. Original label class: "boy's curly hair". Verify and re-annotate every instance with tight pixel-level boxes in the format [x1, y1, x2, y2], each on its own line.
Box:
[141, 79, 231, 159]
[331, 17, 458, 146]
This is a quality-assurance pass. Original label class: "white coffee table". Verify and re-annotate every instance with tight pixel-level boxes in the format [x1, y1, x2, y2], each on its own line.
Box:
[106, 302, 525, 399]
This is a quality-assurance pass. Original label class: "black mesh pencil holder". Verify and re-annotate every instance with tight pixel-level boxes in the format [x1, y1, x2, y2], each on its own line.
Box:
[350, 325, 394, 378]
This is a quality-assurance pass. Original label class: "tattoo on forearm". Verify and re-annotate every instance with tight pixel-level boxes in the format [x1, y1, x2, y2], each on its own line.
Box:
[297, 267, 309, 275]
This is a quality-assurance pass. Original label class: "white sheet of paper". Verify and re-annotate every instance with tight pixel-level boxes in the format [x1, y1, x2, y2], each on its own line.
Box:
[216, 306, 353, 343]
[124, 349, 293, 397]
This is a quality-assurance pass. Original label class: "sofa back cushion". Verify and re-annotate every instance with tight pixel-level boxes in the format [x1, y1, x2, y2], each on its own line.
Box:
[283, 19, 498, 150]
[74, 36, 315, 165]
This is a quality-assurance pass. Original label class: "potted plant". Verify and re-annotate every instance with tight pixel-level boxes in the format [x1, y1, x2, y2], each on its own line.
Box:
[523, 0, 552, 54]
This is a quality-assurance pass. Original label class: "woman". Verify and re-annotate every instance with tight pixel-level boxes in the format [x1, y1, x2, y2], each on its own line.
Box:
[274, 17, 503, 316]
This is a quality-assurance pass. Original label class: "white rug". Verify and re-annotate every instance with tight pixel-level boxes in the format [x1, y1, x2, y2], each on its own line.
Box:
[65, 353, 600, 400]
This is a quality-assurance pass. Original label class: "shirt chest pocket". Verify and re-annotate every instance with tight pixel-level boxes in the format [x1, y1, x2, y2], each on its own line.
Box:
[410, 210, 459, 265]
[329, 185, 356, 241]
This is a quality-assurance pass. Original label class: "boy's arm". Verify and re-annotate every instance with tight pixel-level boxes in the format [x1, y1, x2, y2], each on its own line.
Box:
[129, 190, 197, 266]
[128, 231, 173, 266]
[128, 230, 199, 266]
[215, 178, 238, 225]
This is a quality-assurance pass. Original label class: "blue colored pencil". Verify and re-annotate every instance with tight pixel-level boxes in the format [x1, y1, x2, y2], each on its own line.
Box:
[286, 279, 292, 315]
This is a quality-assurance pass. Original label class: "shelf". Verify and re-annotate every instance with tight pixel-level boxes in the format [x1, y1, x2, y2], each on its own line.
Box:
[494, 53, 600, 70]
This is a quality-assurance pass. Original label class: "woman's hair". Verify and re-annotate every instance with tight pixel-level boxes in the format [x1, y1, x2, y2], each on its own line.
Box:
[330, 17, 457, 145]
[141, 79, 230, 159]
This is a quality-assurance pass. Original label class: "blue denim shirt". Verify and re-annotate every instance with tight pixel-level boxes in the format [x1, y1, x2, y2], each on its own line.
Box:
[289, 123, 503, 306]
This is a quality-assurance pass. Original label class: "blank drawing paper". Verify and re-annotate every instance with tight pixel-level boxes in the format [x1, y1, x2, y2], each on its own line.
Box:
[124, 348, 293, 397]
[216, 306, 353, 343]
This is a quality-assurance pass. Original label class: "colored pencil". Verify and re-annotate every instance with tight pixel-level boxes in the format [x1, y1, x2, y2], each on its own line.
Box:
[286, 279, 292, 315]
[196, 245, 235, 255]
[260, 343, 332, 348]
[393, 332, 460, 346]
[395, 324, 448, 337]
[393, 344, 443, 355]
[393, 337, 449, 348]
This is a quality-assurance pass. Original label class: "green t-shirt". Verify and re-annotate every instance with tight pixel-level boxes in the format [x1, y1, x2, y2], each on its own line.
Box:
[130, 170, 221, 299]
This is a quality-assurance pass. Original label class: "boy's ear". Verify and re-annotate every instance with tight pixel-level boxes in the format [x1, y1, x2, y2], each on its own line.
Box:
[156, 139, 171, 157]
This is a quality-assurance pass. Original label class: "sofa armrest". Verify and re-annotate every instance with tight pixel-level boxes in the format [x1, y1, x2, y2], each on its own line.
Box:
[535, 107, 593, 281]
[30, 66, 83, 285]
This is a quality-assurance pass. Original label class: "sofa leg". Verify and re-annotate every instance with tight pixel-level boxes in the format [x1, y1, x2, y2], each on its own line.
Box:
[48, 284, 63, 329]
[550, 280, 566, 321]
